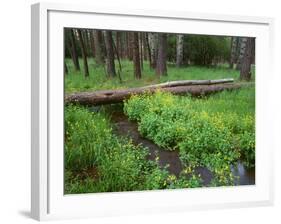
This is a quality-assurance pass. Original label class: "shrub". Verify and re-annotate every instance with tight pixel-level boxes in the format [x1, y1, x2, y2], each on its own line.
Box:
[124, 89, 255, 186]
[65, 104, 204, 193]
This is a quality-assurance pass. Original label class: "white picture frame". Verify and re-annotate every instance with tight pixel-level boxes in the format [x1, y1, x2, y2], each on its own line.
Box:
[31, 2, 274, 221]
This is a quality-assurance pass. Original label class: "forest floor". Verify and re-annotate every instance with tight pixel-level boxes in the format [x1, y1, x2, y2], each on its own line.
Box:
[65, 59, 255, 93]
[64, 58, 255, 194]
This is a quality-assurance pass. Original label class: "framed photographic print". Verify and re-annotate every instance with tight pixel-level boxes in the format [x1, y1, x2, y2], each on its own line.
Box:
[31, 2, 274, 221]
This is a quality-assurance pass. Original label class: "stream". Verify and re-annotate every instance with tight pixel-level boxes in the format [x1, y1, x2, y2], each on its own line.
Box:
[109, 110, 255, 186]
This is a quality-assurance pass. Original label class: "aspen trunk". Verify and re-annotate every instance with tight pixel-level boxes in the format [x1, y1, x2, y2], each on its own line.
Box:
[236, 37, 248, 70]
[240, 38, 254, 81]
[148, 33, 157, 69]
[176, 34, 184, 67]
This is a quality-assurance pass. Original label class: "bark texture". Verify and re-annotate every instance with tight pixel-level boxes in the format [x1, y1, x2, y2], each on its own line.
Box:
[76, 29, 89, 78]
[156, 33, 168, 76]
[176, 34, 184, 67]
[93, 30, 104, 65]
[65, 79, 238, 106]
[132, 32, 142, 79]
[148, 33, 157, 69]
[67, 29, 80, 71]
[236, 37, 248, 70]
[104, 31, 116, 77]
[229, 37, 238, 69]
[240, 38, 254, 81]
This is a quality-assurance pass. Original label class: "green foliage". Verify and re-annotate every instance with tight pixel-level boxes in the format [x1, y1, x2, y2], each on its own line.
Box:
[165, 34, 230, 65]
[124, 88, 255, 186]
[65, 105, 114, 171]
[185, 35, 231, 65]
[65, 105, 204, 193]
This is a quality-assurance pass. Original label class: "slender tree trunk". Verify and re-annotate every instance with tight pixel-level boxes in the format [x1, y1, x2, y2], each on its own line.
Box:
[156, 33, 167, 76]
[139, 33, 144, 70]
[69, 29, 80, 71]
[89, 30, 95, 58]
[148, 33, 157, 69]
[240, 37, 254, 81]
[76, 29, 89, 78]
[176, 34, 184, 67]
[124, 32, 130, 59]
[64, 61, 68, 75]
[143, 33, 148, 61]
[122, 32, 128, 59]
[132, 32, 142, 79]
[145, 33, 152, 69]
[128, 32, 134, 61]
[236, 37, 248, 70]
[93, 30, 104, 65]
[104, 31, 116, 77]
[229, 37, 238, 69]
[116, 32, 122, 59]
[82, 30, 90, 56]
[251, 39, 255, 64]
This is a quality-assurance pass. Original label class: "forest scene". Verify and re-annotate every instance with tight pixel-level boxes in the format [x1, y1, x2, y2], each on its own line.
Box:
[64, 28, 255, 194]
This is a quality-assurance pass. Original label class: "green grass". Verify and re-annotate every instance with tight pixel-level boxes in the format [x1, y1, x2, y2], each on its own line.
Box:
[65, 58, 254, 93]
[64, 58, 255, 192]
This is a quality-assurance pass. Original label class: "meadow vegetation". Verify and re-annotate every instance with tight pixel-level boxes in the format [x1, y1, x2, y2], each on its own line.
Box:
[65, 59, 255, 193]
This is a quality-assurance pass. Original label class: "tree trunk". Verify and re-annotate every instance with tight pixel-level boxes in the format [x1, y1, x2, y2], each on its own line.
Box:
[145, 33, 152, 69]
[143, 33, 148, 61]
[132, 32, 142, 79]
[89, 30, 95, 58]
[76, 29, 89, 78]
[68, 29, 80, 71]
[82, 30, 90, 56]
[176, 34, 184, 67]
[66, 80, 240, 106]
[156, 33, 168, 76]
[139, 33, 144, 70]
[148, 33, 157, 69]
[124, 32, 130, 59]
[104, 31, 116, 77]
[251, 39, 255, 64]
[123, 32, 129, 59]
[240, 38, 254, 81]
[64, 61, 68, 75]
[116, 31, 122, 59]
[236, 37, 248, 70]
[229, 37, 238, 69]
[93, 30, 104, 65]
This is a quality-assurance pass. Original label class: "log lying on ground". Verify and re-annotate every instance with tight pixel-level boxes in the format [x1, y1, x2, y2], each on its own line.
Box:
[146, 78, 234, 88]
[65, 79, 241, 106]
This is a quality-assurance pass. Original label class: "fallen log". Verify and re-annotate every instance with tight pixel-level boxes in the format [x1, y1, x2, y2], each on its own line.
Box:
[65, 81, 241, 106]
[145, 78, 234, 88]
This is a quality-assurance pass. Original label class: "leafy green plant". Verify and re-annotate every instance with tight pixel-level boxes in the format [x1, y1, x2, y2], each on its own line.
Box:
[124, 88, 255, 186]
[65, 105, 205, 193]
